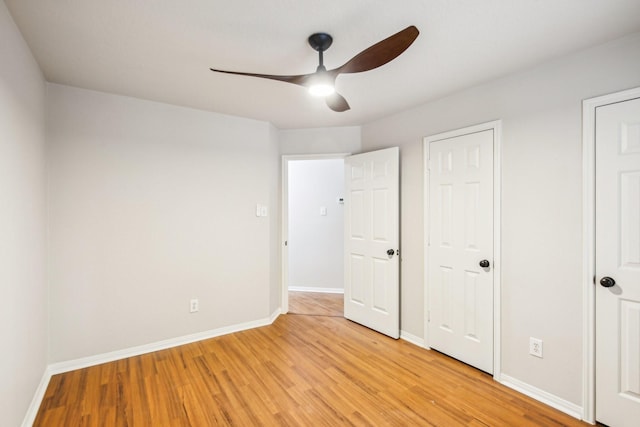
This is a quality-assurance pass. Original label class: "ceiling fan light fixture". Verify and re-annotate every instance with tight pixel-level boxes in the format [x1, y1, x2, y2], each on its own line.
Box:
[308, 71, 335, 97]
[308, 82, 335, 97]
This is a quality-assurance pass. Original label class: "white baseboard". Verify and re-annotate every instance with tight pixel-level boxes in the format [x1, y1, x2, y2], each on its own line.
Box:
[269, 307, 281, 323]
[400, 330, 426, 347]
[23, 313, 586, 426]
[49, 313, 280, 375]
[24, 311, 282, 425]
[21, 366, 53, 427]
[499, 374, 583, 420]
[288, 286, 344, 294]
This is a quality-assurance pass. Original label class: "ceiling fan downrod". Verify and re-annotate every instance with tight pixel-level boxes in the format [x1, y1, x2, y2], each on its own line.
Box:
[308, 32, 333, 72]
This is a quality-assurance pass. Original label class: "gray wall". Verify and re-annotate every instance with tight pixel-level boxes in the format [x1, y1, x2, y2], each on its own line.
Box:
[279, 126, 361, 155]
[47, 84, 280, 362]
[268, 124, 282, 317]
[361, 32, 640, 406]
[288, 159, 344, 291]
[0, 2, 48, 426]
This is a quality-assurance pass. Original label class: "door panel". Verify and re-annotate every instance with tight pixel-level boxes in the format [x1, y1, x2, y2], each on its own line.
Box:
[349, 254, 365, 304]
[595, 96, 640, 426]
[344, 147, 399, 339]
[621, 171, 640, 267]
[427, 129, 494, 374]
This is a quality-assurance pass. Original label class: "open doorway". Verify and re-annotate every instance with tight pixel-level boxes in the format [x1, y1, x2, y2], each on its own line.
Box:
[281, 154, 348, 317]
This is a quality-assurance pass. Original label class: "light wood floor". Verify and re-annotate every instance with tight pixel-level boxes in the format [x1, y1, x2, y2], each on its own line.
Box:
[35, 310, 588, 426]
[288, 291, 343, 317]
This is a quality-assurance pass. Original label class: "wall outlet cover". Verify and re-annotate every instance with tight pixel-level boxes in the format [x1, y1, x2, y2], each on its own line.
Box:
[529, 337, 543, 358]
[190, 299, 199, 313]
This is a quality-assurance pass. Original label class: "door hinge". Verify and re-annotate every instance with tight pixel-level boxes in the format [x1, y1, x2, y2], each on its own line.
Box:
[284, 240, 288, 246]
[427, 310, 430, 322]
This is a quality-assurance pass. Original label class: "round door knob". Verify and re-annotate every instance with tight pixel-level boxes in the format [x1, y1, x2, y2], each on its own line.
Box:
[599, 277, 616, 288]
[387, 249, 395, 256]
[479, 259, 490, 268]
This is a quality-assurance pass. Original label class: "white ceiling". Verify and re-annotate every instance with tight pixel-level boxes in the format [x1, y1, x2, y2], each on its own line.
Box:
[5, 0, 640, 129]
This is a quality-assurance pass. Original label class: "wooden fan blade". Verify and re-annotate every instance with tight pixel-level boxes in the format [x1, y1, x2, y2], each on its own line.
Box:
[326, 92, 350, 112]
[333, 26, 419, 75]
[210, 68, 314, 87]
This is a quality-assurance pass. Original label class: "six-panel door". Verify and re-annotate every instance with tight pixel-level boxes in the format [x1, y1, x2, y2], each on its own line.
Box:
[344, 147, 400, 339]
[595, 96, 640, 426]
[427, 130, 494, 374]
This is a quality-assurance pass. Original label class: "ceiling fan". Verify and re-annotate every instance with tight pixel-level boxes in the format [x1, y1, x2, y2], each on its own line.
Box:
[210, 26, 419, 112]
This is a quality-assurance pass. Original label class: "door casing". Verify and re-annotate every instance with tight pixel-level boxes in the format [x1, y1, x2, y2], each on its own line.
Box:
[423, 120, 502, 380]
[582, 86, 640, 424]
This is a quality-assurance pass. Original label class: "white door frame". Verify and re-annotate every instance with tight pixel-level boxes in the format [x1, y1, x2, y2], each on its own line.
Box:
[582, 86, 640, 424]
[281, 153, 350, 313]
[423, 120, 502, 380]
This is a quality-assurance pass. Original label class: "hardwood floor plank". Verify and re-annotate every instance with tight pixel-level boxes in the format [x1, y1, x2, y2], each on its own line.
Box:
[288, 291, 343, 317]
[34, 314, 588, 426]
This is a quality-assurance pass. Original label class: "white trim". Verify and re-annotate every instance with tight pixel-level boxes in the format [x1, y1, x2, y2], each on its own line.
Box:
[48, 312, 280, 375]
[269, 307, 282, 324]
[22, 311, 281, 423]
[582, 86, 640, 425]
[288, 286, 344, 294]
[499, 375, 583, 420]
[21, 367, 53, 427]
[423, 120, 502, 379]
[423, 137, 431, 351]
[281, 153, 351, 314]
[493, 122, 503, 380]
[400, 330, 425, 347]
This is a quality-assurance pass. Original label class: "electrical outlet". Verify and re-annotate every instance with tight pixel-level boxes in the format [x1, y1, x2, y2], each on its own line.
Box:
[529, 337, 543, 358]
[190, 299, 199, 313]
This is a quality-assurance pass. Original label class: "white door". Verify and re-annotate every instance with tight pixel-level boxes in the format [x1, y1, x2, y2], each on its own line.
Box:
[427, 129, 494, 373]
[344, 147, 399, 339]
[595, 96, 640, 426]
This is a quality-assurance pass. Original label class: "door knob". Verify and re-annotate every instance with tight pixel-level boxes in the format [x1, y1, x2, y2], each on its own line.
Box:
[599, 277, 615, 288]
[387, 249, 395, 256]
[479, 259, 490, 268]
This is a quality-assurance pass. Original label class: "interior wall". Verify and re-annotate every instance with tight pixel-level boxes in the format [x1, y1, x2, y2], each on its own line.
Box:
[361, 32, 640, 407]
[268, 124, 282, 316]
[279, 126, 361, 155]
[47, 83, 278, 363]
[0, 2, 48, 426]
[288, 159, 345, 291]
